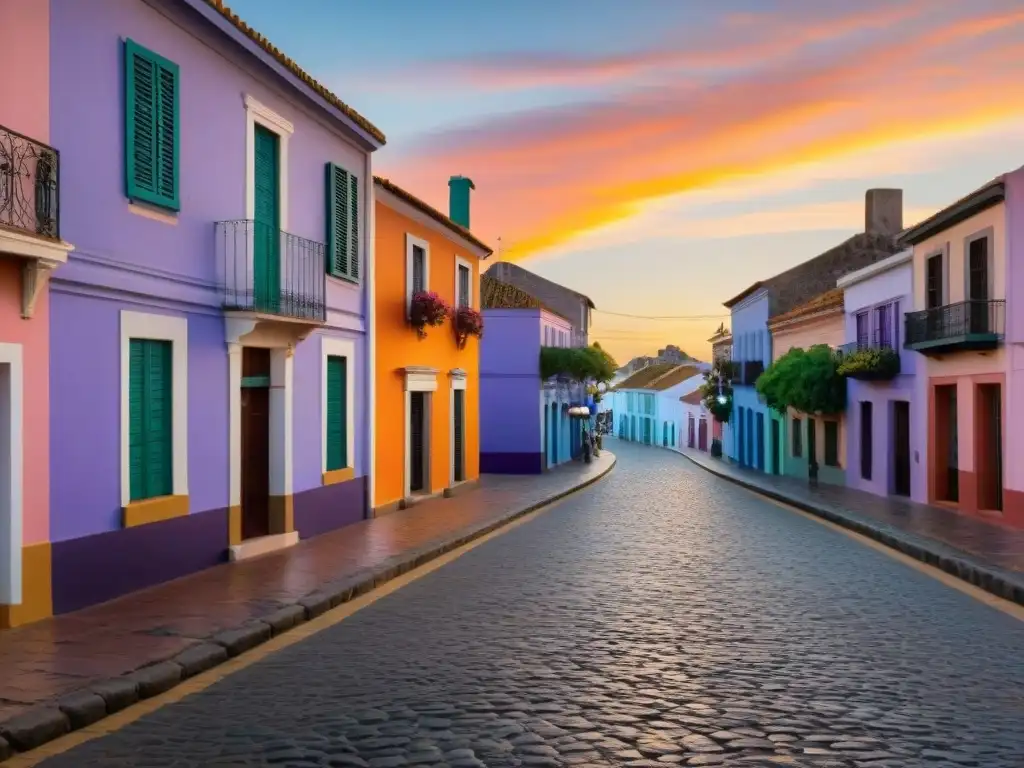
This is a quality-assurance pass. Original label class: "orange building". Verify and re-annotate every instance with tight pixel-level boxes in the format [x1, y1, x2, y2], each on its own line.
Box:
[373, 176, 492, 511]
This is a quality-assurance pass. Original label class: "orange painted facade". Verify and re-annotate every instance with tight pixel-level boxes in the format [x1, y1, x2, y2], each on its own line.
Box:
[373, 186, 487, 509]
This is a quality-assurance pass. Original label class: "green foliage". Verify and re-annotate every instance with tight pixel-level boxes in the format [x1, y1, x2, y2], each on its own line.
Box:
[756, 344, 846, 415]
[540, 344, 617, 383]
[837, 346, 900, 381]
[699, 361, 733, 423]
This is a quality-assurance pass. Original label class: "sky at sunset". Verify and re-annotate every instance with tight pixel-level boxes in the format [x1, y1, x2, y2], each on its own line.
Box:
[229, 0, 1024, 365]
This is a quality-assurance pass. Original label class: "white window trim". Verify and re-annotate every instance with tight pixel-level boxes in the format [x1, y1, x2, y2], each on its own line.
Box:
[449, 369, 468, 487]
[454, 256, 473, 309]
[244, 94, 293, 230]
[321, 336, 356, 473]
[119, 311, 189, 507]
[0, 343, 23, 605]
[403, 366, 437, 499]
[405, 234, 430, 318]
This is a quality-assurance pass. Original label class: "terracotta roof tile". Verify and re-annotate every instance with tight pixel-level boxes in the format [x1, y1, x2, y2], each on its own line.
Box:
[612, 363, 677, 391]
[375, 177, 493, 255]
[647, 365, 703, 391]
[768, 288, 844, 327]
[680, 390, 704, 405]
[204, 0, 385, 145]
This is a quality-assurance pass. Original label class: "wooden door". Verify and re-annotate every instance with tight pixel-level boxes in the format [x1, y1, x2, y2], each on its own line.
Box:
[770, 418, 780, 474]
[240, 348, 271, 540]
[409, 391, 426, 493]
[978, 384, 1002, 511]
[688, 415, 695, 448]
[453, 389, 465, 482]
[860, 401, 873, 481]
[893, 401, 911, 496]
[756, 412, 765, 471]
[253, 125, 280, 313]
[698, 419, 708, 452]
[807, 417, 817, 468]
[968, 237, 990, 334]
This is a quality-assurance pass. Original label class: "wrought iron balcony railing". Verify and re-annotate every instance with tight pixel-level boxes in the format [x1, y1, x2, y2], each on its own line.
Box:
[0, 123, 60, 240]
[215, 219, 327, 322]
[904, 299, 1004, 353]
[837, 330, 897, 356]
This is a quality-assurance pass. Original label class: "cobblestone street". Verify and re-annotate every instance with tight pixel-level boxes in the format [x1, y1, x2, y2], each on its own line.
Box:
[38, 441, 1024, 767]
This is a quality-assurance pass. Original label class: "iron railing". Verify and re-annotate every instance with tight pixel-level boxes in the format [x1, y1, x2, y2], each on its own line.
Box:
[837, 329, 897, 356]
[904, 299, 1005, 349]
[215, 219, 327, 322]
[0, 123, 59, 239]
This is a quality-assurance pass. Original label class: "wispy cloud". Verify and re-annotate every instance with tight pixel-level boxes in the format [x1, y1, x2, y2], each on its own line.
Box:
[381, 4, 1024, 259]
[377, 1, 935, 91]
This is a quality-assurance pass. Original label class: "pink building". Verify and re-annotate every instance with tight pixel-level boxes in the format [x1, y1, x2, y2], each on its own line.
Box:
[0, 0, 74, 627]
[903, 168, 1024, 528]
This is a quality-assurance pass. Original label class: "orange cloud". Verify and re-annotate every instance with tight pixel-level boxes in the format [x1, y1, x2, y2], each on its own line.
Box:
[380, 6, 1024, 261]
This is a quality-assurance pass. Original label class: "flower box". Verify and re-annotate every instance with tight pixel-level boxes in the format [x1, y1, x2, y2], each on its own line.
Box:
[409, 291, 449, 339]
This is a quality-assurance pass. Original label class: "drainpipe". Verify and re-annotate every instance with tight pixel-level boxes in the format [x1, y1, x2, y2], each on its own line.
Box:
[365, 151, 377, 515]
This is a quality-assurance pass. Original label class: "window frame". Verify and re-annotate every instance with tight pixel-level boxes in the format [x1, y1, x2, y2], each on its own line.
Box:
[321, 336, 356, 483]
[244, 95, 293, 230]
[119, 310, 189, 510]
[405, 234, 430, 318]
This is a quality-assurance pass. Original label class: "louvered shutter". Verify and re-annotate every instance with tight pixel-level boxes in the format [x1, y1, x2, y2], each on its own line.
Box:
[325, 356, 347, 471]
[128, 339, 173, 501]
[412, 247, 425, 293]
[125, 39, 179, 210]
[326, 164, 360, 281]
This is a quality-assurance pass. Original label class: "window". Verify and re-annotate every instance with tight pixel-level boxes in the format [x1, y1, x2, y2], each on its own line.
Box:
[791, 416, 802, 457]
[325, 356, 348, 471]
[875, 304, 892, 348]
[824, 421, 840, 467]
[860, 401, 872, 480]
[326, 163, 360, 281]
[455, 257, 472, 308]
[124, 39, 180, 211]
[128, 339, 173, 501]
[968, 236, 989, 301]
[120, 310, 188, 513]
[405, 235, 430, 315]
[855, 311, 869, 347]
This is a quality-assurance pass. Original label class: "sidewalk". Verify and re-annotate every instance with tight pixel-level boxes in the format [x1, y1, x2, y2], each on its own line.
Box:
[0, 452, 615, 758]
[677, 446, 1024, 606]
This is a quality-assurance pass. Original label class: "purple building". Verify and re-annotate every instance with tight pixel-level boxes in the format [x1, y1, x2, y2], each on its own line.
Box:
[47, 0, 384, 613]
[838, 249, 926, 502]
[480, 277, 580, 474]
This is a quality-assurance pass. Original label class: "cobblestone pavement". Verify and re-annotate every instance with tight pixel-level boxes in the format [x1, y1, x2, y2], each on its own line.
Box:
[39, 441, 1024, 767]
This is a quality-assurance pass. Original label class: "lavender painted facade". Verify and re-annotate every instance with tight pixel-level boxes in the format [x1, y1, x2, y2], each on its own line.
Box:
[839, 250, 927, 503]
[47, 0, 382, 613]
[480, 308, 574, 473]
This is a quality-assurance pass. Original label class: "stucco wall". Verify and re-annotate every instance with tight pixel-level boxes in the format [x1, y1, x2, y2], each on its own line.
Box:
[373, 201, 482, 506]
[480, 309, 542, 458]
[0, 0, 49, 142]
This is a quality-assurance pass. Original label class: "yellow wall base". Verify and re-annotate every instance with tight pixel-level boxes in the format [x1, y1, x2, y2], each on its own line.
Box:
[0, 542, 53, 629]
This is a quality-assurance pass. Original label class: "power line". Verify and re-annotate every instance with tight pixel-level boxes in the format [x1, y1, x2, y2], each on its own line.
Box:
[593, 308, 730, 320]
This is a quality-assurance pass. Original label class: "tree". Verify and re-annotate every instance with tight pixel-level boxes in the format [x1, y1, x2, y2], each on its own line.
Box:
[539, 343, 616, 384]
[756, 345, 845, 415]
[700, 360, 733, 423]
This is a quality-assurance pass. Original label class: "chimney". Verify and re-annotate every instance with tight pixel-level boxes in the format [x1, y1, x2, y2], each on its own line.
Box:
[448, 175, 475, 229]
[864, 188, 903, 236]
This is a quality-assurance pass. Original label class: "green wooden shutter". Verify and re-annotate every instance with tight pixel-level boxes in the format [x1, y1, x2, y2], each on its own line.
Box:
[326, 163, 359, 281]
[326, 355, 347, 471]
[128, 339, 174, 501]
[124, 39, 179, 211]
[349, 173, 360, 280]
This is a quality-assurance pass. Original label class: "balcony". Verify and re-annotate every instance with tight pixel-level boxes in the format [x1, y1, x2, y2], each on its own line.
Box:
[904, 300, 1005, 355]
[0, 122, 74, 317]
[837, 334, 901, 381]
[215, 220, 326, 345]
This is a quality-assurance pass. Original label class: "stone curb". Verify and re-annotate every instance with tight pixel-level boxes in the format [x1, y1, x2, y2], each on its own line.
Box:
[679, 451, 1024, 607]
[0, 454, 616, 762]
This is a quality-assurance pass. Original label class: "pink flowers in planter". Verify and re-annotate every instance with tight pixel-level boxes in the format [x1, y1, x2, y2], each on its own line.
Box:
[409, 291, 450, 339]
[452, 305, 484, 349]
